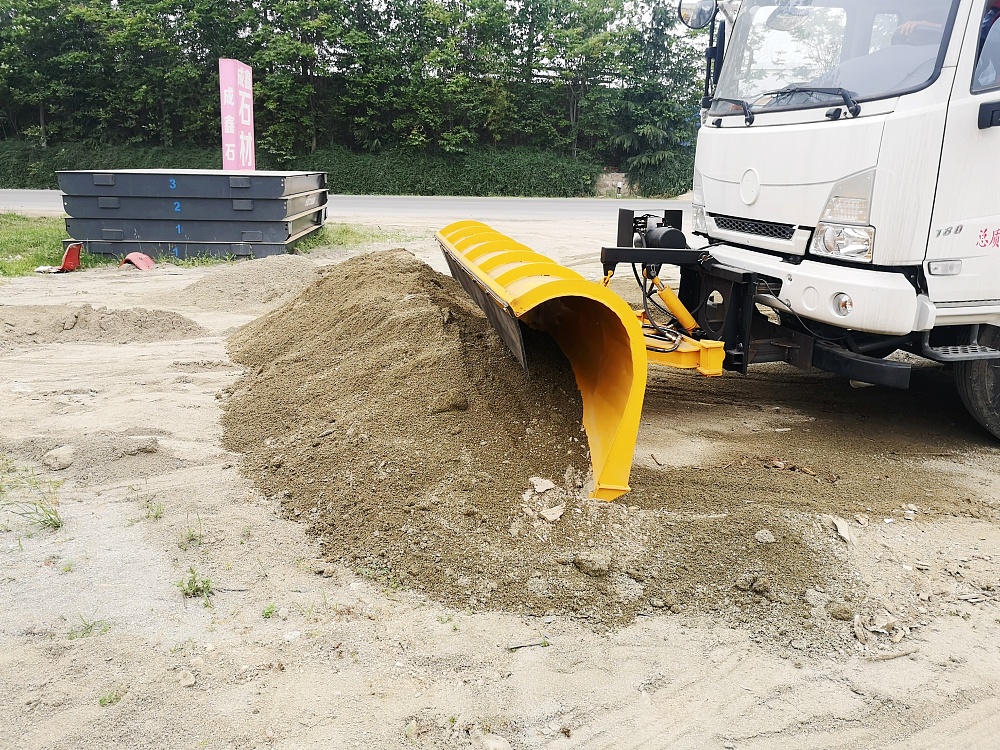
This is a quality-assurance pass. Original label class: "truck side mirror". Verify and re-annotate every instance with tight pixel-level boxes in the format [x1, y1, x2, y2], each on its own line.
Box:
[678, 0, 716, 29]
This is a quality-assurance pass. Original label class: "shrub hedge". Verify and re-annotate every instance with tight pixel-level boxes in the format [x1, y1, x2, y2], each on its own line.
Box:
[0, 141, 602, 197]
[628, 150, 696, 198]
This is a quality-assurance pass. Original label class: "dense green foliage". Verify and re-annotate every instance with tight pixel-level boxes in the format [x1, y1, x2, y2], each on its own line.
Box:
[0, 0, 703, 196]
[0, 140, 601, 195]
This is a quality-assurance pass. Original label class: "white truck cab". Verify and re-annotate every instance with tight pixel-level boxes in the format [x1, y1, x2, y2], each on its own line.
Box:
[614, 0, 1000, 436]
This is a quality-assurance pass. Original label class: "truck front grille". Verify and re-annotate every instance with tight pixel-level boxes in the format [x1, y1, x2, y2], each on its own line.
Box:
[713, 215, 797, 241]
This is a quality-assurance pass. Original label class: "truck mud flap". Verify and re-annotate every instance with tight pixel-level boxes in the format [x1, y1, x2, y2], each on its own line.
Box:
[437, 220, 648, 502]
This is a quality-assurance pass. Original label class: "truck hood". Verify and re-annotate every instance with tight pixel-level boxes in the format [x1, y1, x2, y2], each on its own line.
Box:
[695, 113, 885, 252]
[695, 79, 951, 269]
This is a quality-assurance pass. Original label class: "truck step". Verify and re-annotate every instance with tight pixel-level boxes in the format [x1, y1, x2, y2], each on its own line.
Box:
[921, 343, 1000, 362]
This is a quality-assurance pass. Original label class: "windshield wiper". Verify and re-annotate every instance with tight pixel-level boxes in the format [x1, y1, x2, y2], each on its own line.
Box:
[711, 97, 755, 126]
[764, 86, 862, 117]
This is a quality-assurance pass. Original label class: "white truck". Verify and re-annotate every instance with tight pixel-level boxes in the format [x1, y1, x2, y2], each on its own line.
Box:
[440, 0, 1000, 494]
[617, 0, 1000, 436]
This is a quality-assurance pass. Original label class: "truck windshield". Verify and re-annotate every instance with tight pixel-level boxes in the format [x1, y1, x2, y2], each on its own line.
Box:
[710, 0, 959, 117]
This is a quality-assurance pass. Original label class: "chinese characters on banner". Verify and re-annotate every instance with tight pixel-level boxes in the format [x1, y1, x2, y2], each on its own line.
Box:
[219, 58, 255, 170]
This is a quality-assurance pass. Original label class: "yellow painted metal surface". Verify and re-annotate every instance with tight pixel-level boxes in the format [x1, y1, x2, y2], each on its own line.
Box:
[651, 277, 700, 334]
[437, 220, 727, 501]
[644, 330, 726, 375]
[437, 220, 648, 501]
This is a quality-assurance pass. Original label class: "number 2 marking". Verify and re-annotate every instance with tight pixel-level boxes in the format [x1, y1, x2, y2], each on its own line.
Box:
[173, 201, 181, 212]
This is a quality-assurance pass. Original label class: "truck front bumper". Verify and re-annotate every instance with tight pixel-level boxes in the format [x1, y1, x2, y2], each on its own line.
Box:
[709, 246, 926, 336]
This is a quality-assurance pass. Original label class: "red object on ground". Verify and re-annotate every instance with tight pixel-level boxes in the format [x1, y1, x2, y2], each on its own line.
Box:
[59, 242, 82, 272]
[35, 242, 83, 273]
[119, 252, 156, 271]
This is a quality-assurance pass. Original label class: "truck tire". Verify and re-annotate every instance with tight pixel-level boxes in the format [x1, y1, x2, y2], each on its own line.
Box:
[954, 325, 1000, 439]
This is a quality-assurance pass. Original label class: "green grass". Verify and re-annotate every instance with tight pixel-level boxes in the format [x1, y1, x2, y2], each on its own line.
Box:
[0, 214, 118, 277]
[295, 222, 420, 254]
[304, 223, 385, 249]
[0, 456, 64, 530]
[0, 211, 407, 277]
[176, 566, 214, 605]
[1, 495, 63, 529]
[98, 687, 127, 707]
[159, 253, 242, 268]
[68, 614, 110, 640]
[0, 213, 398, 275]
[177, 512, 203, 550]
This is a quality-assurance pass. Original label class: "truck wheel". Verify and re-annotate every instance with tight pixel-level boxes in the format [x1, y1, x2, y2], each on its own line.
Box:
[954, 325, 1000, 438]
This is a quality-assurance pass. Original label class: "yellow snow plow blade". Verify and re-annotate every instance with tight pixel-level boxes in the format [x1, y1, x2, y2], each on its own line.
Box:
[436, 220, 648, 501]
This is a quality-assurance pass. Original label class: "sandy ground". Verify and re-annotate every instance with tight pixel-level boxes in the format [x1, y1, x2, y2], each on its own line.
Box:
[3, 214, 1000, 749]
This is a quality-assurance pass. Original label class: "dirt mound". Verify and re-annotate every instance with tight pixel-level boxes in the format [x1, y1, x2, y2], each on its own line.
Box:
[165, 254, 319, 312]
[222, 250, 844, 631]
[4, 430, 186, 487]
[0, 304, 206, 346]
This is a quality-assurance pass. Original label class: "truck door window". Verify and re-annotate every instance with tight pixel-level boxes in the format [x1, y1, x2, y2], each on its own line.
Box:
[870, 13, 901, 54]
[973, 1, 1000, 92]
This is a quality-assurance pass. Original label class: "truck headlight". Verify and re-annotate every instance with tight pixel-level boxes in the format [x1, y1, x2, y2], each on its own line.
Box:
[691, 168, 708, 233]
[811, 223, 875, 263]
[821, 170, 875, 224]
[692, 167, 705, 206]
[692, 205, 708, 234]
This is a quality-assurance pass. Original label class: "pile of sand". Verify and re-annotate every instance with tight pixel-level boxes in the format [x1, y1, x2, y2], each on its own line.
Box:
[163, 254, 320, 312]
[0, 304, 206, 346]
[222, 250, 845, 631]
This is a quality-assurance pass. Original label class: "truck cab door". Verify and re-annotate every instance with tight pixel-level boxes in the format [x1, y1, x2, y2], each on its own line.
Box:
[929, 1, 1000, 303]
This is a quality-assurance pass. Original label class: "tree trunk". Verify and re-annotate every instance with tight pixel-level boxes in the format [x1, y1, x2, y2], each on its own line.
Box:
[568, 83, 580, 159]
[524, 19, 536, 82]
[5, 105, 19, 138]
[39, 102, 47, 148]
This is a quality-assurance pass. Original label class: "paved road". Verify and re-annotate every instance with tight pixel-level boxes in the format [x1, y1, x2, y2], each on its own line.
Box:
[328, 195, 689, 225]
[0, 189, 688, 223]
[0, 189, 65, 215]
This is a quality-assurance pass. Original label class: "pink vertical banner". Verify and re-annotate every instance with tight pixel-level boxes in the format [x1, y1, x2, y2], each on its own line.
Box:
[219, 58, 256, 170]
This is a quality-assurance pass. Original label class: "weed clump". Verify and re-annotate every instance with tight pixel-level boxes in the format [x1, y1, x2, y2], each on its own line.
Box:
[98, 687, 128, 707]
[177, 567, 213, 606]
[68, 615, 111, 640]
[0, 456, 64, 530]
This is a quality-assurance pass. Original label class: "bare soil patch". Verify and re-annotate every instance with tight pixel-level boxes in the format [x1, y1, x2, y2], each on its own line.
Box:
[0, 303, 205, 346]
[4, 223, 1000, 750]
[220, 251, 928, 643]
[157, 253, 320, 312]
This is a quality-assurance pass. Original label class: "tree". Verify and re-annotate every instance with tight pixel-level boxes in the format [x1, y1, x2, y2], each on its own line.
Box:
[541, 0, 626, 158]
[612, 1, 703, 195]
[0, 0, 707, 195]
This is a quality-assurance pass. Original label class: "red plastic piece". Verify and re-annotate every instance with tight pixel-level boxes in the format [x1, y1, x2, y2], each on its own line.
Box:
[119, 252, 156, 271]
[58, 242, 82, 272]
